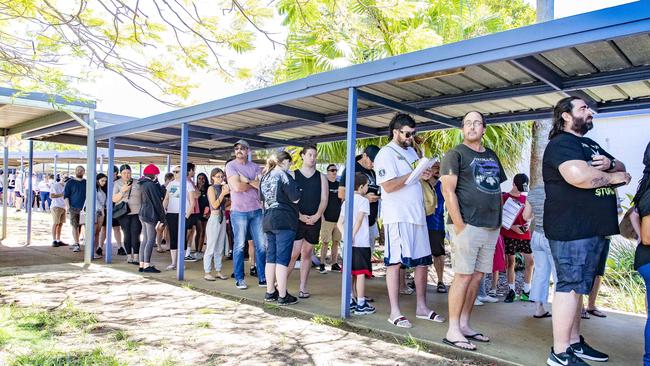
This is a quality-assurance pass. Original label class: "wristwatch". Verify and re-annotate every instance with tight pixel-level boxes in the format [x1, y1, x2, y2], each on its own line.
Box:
[609, 159, 617, 171]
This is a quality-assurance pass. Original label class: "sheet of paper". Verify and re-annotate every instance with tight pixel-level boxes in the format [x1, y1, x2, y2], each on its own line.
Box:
[405, 157, 434, 185]
[501, 197, 524, 230]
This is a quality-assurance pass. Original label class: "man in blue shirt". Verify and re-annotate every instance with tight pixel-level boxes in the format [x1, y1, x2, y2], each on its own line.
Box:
[424, 161, 447, 293]
[64, 165, 87, 252]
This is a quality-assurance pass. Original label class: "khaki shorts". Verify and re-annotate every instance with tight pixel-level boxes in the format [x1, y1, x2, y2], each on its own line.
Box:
[447, 224, 499, 275]
[52, 207, 66, 225]
[320, 220, 341, 243]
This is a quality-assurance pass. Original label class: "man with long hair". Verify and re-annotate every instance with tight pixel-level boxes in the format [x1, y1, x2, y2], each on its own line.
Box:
[543, 96, 631, 366]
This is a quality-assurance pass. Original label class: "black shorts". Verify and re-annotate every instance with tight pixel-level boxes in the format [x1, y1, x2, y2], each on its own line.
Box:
[504, 237, 532, 255]
[187, 213, 201, 228]
[549, 236, 607, 295]
[351, 247, 372, 278]
[295, 221, 321, 245]
[112, 218, 120, 227]
[428, 230, 446, 257]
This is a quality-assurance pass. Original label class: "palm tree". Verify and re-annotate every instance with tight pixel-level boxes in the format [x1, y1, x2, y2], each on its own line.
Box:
[273, 0, 536, 174]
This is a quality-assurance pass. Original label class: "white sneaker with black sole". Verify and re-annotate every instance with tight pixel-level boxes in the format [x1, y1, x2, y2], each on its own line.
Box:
[71, 244, 81, 252]
[570, 336, 608, 362]
[235, 280, 248, 289]
[547, 347, 591, 366]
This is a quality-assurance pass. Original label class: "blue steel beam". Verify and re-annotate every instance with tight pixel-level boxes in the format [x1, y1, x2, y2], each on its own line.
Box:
[177, 123, 189, 281]
[511, 56, 599, 110]
[26, 141, 33, 245]
[188, 125, 304, 147]
[84, 113, 97, 265]
[94, 0, 650, 140]
[258, 105, 326, 122]
[0, 87, 96, 109]
[22, 121, 80, 139]
[105, 138, 115, 264]
[357, 89, 459, 128]
[341, 87, 357, 319]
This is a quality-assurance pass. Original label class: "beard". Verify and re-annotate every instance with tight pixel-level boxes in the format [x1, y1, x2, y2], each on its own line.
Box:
[571, 115, 593, 135]
[76, 174, 84, 179]
[397, 138, 412, 148]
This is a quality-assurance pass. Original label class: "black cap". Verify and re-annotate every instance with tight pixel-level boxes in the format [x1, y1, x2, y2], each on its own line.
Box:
[364, 145, 380, 162]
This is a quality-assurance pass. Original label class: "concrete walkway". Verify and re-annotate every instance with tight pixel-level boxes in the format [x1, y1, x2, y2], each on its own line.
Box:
[0, 240, 645, 366]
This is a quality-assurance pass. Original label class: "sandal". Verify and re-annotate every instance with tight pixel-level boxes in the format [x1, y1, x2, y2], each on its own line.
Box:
[464, 333, 490, 343]
[586, 309, 607, 318]
[299, 291, 311, 299]
[416, 310, 445, 323]
[533, 311, 552, 319]
[443, 338, 476, 351]
[399, 287, 415, 295]
[437, 282, 447, 293]
[215, 272, 228, 280]
[581, 309, 590, 319]
[388, 315, 412, 328]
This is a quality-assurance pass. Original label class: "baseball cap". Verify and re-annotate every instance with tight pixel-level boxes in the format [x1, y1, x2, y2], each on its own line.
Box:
[234, 139, 250, 149]
[363, 145, 380, 162]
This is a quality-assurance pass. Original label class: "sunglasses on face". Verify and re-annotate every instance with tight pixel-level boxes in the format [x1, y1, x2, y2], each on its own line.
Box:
[234, 146, 249, 151]
[328, 169, 338, 172]
[399, 130, 417, 138]
[173, 171, 180, 174]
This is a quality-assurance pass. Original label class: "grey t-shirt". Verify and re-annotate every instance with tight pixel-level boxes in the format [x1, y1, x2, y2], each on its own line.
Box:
[440, 144, 507, 228]
[113, 179, 142, 216]
[527, 184, 545, 234]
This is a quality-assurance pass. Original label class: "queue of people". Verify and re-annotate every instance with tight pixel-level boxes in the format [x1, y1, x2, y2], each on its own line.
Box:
[33, 96, 649, 366]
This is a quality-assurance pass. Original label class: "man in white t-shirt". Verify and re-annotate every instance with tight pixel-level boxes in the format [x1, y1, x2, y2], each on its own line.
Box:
[163, 164, 197, 270]
[49, 175, 66, 247]
[374, 113, 444, 328]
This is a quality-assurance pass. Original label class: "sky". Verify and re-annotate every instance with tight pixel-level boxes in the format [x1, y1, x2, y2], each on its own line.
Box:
[81, 0, 637, 119]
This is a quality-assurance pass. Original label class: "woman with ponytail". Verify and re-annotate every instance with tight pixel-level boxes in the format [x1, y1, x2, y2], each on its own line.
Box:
[259, 151, 302, 305]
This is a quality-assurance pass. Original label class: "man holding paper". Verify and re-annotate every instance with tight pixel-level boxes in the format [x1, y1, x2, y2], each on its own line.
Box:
[374, 113, 444, 329]
[441, 111, 506, 351]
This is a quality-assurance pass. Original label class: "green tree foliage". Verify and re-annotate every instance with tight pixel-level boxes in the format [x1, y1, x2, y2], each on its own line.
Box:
[274, 0, 536, 172]
[0, 0, 277, 105]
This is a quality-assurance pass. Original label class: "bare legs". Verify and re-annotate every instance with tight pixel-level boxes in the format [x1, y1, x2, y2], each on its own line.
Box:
[446, 271, 486, 349]
[552, 291, 582, 352]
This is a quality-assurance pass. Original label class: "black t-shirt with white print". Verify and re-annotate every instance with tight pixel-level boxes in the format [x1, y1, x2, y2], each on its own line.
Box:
[542, 132, 618, 241]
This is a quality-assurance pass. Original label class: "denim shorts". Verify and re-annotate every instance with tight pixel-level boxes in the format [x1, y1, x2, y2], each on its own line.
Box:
[266, 229, 295, 267]
[549, 236, 607, 295]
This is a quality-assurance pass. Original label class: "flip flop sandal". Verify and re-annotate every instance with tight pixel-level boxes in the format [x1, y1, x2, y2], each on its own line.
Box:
[416, 310, 445, 323]
[587, 309, 607, 318]
[399, 287, 415, 295]
[388, 315, 412, 328]
[437, 283, 448, 293]
[464, 333, 490, 343]
[533, 311, 552, 319]
[442, 338, 476, 351]
[299, 291, 311, 299]
[216, 274, 228, 280]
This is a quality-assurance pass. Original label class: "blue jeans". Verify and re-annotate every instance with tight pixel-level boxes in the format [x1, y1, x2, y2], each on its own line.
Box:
[638, 263, 650, 366]
[40, 192, 51, 210]
[231, 209, 266, 282]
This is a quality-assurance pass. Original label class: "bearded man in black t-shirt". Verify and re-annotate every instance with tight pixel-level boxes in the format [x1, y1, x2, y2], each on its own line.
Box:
[542, 96, 631, 366]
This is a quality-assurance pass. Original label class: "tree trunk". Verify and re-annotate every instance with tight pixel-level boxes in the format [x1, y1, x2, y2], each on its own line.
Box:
[529, 119, 552, 188]
[530, 0, 554, 188]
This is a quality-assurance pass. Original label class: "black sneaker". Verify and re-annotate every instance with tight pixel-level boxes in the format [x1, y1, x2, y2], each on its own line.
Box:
[407, 281, 416, 290]
[330, 263, 341, 272]
[319, 264, 327, 274]
[117, 247, 126, 256]
[264, 290, 279, 302]
[505, 289, 516, 303]
[96, 247, 103, 256]
[570, 336, 608, 362]
[143, 266, 161, 273]
[278, 293, 298, 306]
[52, 240, 61, 247]
[250, 266, 257, 277]
[258, 280, 267, 287]
[139, 267, 144, 272]
[547, 347, 590, 366]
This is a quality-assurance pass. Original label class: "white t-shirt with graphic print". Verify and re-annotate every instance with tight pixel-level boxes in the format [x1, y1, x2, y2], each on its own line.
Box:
[373, 141, 426, 226]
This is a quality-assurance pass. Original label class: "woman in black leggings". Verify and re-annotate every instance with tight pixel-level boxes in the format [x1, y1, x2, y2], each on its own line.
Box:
[112, 164, 142, 264]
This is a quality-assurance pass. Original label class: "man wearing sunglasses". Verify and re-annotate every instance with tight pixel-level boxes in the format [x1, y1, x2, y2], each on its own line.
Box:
[374, 113, 443, 329]
[319, 164, 342, 273]
[225, 139, 266, 290]
[440, 111, 506, 351]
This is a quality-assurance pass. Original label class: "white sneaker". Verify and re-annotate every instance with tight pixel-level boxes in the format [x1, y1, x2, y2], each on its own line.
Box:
[72, 244, 81, 252]
[474, 298, 484, 306]
[477, 295, 499, 303]
[294, 260, 301, 269]
[165, 264, 176, 271]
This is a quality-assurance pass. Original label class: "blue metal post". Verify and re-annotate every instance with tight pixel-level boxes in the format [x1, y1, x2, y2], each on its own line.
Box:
[166, 155, 171, 174]
[84, 112, 97, 265]
[341, 87, 358, 318]
[26, 140, 33, 245]
[2, 136, 8, 240]
[177, 123, 189, 280]
[53, 154, 57, 176]
[105, 138, 115, 264]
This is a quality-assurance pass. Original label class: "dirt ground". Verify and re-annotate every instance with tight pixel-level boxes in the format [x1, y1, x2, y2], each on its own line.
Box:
[0, 210, 487, 366]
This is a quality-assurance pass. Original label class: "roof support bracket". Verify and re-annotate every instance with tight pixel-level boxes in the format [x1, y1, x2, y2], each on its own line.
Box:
[65, 111, 91, 130]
